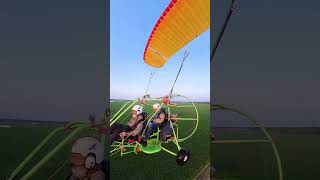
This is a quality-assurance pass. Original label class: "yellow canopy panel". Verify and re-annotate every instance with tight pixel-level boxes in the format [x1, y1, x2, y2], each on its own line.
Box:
[143, 0, 210, 68]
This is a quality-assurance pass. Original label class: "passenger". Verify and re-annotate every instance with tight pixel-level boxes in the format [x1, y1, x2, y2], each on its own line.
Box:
[142, 103, 176, 145]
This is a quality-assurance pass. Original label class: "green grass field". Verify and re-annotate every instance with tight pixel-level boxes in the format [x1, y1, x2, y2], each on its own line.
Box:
[0, 101, 210, 180]
[0, 123, 58, 179]
[110, 101, 210, 180]
[211, 128, 320, 180]
[2, 106, 319, 180]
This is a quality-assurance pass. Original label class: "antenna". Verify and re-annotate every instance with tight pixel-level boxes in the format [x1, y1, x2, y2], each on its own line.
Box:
[169, 50, 189, 98]
[144, 72, 156, 96]
[211, 0, 236, 62]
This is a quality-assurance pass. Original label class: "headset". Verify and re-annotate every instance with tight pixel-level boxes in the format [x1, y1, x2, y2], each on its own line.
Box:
[84, 153, 96, 169]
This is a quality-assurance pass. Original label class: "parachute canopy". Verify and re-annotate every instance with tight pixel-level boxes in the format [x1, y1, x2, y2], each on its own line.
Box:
[143, 0, 210, 68]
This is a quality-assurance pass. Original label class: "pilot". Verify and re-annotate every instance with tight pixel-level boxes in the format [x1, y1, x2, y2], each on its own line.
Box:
[69, 137, 107, 180]
[109, 105, 146, 144]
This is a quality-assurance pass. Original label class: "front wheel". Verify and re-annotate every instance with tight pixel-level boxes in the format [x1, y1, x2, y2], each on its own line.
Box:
[176, 148, 190, 165]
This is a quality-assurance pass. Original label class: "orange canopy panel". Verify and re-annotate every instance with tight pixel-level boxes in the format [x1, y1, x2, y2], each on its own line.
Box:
[143, 0, 210, 68]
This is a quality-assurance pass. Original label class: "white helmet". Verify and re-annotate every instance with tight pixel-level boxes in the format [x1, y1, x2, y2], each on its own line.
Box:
[71, 137, 105, 169]
[132, 105, 143, 115]
[152, 103, 161, 110]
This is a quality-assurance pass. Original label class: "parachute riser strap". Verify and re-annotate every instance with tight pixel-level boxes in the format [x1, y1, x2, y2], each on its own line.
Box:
[169, 50, 189, 98]
[148, 47, 168, 61]
[210, 0, 236, 62]
[145, 72, 156, 96]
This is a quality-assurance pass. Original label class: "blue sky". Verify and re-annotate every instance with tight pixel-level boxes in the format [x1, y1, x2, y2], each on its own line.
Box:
[110, 0, 210, 102]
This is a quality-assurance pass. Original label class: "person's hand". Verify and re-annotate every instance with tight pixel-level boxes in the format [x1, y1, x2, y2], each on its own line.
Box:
[171, 114, 178, 122]
[170, 114, 177, 118]
[119, 132, 127, 138]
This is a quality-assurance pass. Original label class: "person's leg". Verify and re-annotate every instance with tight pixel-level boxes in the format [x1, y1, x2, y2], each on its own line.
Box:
[160, 121, 173, 141]
[110, 128, 122, 144]
[144, 122, 159, 140]
[110, 123, 123, 134]
[110, 124, 126, 144]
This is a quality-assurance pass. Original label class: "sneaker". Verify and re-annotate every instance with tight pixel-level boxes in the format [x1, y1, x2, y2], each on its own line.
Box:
[161, 135, 174, 143]
[166, 136, 175, 143]
[141, 140, 148, 147]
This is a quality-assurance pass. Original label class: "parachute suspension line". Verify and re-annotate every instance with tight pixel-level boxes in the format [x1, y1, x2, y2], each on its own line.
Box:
[148, 47, 168, 61]
[169, 50, 190, 98]
[145, 71, 156, 96]
[210, 0, 236, 62]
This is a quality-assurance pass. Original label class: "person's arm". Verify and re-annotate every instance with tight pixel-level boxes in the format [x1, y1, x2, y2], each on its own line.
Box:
[126, 115, 144, 136]
[128, 122, 144, 136]
[153, 112, 165, 124]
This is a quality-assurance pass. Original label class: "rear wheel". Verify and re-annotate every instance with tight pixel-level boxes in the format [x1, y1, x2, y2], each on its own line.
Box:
[176, 148, 190, 165]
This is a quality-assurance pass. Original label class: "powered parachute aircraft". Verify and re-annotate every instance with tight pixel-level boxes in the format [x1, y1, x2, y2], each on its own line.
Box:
[110, 0, 210, 165]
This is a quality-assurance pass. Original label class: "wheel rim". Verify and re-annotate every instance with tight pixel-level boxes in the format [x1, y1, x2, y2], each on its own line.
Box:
[183, 155, 188, 162]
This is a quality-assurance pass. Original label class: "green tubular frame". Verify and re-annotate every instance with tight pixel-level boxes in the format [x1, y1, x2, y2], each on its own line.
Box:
[110, 100, 138, 126]
[211, 104, 283, 180]
[110, 94, 199, 157]
[171, 94, 199, 142]
[8, 122, 107, 180]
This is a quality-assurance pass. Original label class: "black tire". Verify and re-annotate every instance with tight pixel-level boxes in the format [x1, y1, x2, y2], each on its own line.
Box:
[176, 148, 190, 165]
